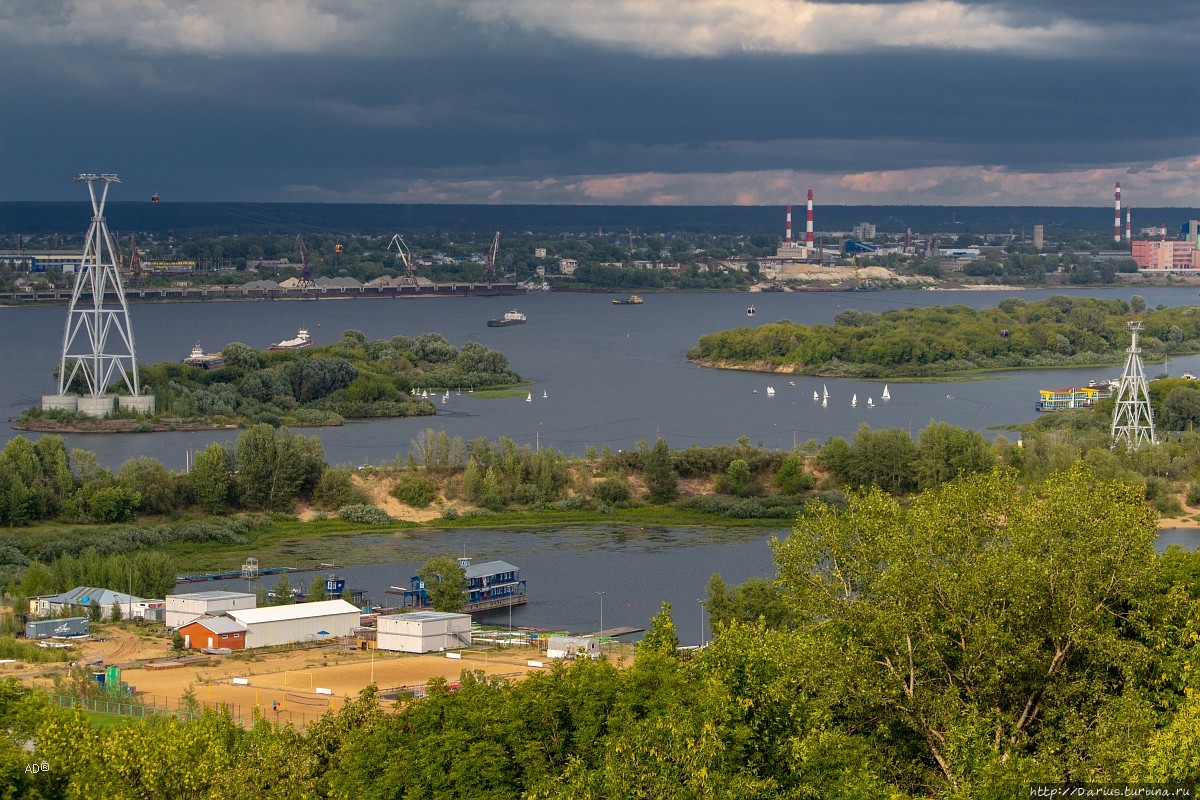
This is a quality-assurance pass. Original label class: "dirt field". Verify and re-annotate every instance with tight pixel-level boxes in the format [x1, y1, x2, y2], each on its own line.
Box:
[21, 638, 556, 727]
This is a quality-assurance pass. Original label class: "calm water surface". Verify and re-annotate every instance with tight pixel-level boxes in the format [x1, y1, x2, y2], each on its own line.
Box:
[5, 287, 1200, 469]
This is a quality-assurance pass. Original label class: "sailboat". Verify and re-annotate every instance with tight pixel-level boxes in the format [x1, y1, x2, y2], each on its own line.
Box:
[526, 392, 532, 402]
[851, 393, 858, 407]
[813, 391, 819, 401]
[822, 384, 829, 400]
[766, 386, 775, 397]
[441, 394, 447, 404]
[543, 390, 548, 399]
[867, 397, 874, 407]
[882, 385, 891, 400]
[821, 397, 827, 408]
[788, 381, 796, 386]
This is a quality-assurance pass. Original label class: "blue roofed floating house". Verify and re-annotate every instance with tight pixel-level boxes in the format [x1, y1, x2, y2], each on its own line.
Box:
[390, 557, 528, 612]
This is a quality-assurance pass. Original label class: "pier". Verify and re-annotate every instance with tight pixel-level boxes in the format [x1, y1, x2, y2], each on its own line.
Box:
[176, 562, 342, 584]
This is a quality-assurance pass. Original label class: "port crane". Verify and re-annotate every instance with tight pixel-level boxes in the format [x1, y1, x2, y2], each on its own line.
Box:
[294, 234, 315, 289]
[388, 234, 415, 277]
[485, 231, 500, 280]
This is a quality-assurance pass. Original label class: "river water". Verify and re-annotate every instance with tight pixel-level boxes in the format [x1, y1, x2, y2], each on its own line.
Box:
[5, 286, 1200, 469]
[7, 287, 1200, 644]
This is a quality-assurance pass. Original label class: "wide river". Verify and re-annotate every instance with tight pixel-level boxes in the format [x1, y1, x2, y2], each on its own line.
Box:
[6, 286, 1199, 644]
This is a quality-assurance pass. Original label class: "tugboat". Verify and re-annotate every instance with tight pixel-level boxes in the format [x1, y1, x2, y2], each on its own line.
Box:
[181, 343, 224, 369]
[487, 310, 527, 327]
[612, 295, 644, 305]
[268, 328, 313, 350]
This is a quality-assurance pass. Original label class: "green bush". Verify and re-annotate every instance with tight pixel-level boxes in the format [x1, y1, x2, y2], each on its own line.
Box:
[442, 506, 459, 520]
[391, 474, 439, 508]
[1187, 483, 1200, 507]
[337, 505, 392, 524]
[312, 467, 368, 510]
[593, 478, 632, 504]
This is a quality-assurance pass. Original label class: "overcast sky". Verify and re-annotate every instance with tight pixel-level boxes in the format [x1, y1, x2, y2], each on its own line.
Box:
[1, 0, 1197, 206]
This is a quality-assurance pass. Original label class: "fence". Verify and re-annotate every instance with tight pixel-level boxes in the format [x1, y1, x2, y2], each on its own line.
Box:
[47, 693, 331, 730]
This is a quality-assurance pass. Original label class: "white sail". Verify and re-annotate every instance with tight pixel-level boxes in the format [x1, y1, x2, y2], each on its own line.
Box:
[526, 392, 532, 402]
[813, 391, 819, 401]
[851, 393, 857, 407]
[766, 387, 775, 396]
[882, 384, 891, 400]
[867, 397, 874, 407]
[822, 384, 829, 399]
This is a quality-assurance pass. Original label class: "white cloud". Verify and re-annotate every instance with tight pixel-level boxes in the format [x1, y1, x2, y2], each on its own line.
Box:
[457, 0, 1112, 57]
[0, 0, 1134, 58]
[281, 156, 1200, 206]
[0, 0, 410, 55]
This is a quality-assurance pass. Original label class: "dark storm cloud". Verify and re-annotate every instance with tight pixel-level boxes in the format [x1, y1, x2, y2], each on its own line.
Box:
[0, 1, 1196, 204]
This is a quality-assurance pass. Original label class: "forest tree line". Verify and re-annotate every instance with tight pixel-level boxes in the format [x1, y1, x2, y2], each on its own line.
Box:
[689, 295, 1200, 377]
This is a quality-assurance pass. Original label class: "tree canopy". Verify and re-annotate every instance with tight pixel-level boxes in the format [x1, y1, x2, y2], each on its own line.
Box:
[688, 296, 1200, 377]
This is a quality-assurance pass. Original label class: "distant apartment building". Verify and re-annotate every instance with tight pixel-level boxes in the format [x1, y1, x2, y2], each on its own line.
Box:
[558, 258, 578, 275]
[851, 222, 876, 240]
[1132, 240, 1199, 271]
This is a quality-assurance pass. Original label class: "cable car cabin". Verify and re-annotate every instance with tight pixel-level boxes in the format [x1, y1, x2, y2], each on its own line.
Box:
[334, 243, 344, 253]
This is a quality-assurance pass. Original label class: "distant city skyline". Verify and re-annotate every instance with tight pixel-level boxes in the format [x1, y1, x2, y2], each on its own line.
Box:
[1, 1, 1197, 206]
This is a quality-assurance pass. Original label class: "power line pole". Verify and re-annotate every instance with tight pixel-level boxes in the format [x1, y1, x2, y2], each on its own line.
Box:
[1111, 321, 1156, 448]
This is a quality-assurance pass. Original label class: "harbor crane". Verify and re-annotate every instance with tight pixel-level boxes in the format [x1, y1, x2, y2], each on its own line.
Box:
[294, 234, 315, 289]
[388, 234, 415, 276]
[485, 231, 500, 280]
[127, 234, 143, 279]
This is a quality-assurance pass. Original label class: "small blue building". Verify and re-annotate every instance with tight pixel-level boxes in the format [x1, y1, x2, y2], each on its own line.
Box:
[397, 557, 527, 612]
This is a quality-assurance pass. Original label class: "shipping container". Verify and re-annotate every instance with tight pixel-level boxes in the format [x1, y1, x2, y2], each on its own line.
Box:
[24, 616, 89, 639]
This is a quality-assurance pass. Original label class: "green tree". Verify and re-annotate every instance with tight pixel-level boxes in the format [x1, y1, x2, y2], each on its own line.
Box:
[235, 425, 323, 511]
[772, 465, 1158, 792]
[642, 438, 678, 503]
[191, 442, 234, 514]
[221, 341, 260, 370]
[914, 420, 995, 490]
[307, 576, 329, 602]
[418, 555, 467, 613]
[271, 572, 294, 605]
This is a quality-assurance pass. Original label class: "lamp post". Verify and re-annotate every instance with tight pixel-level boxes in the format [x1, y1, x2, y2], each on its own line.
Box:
[595, 591, 605, 644]
[698, 599, 705, 648]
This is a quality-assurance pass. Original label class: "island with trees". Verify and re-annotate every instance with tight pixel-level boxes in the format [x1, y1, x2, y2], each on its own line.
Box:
[17, 329, 520, 431]
[688, 294, 1200, 378]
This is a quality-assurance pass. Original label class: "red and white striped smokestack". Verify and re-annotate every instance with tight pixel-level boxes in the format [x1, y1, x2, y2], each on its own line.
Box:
[785, 204, 792, 244]
[1125, 207, 1131, 241]
[805, 189, 814, 246]
[1114, 182, 1122, 243]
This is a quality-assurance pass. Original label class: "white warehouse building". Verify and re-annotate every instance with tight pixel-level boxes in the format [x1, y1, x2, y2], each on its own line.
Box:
[166, 590, 257, 629]
[226, 599, 360, 648]
[376, 611, 472, 653]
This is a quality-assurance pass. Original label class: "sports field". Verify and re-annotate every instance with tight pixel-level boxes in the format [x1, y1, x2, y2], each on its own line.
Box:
[109, 646, 546, 727]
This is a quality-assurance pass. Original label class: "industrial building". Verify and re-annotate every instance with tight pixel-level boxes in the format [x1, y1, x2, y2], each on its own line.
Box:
[376, 611, 472, 653]
[165, 590, 256, 629]
[178, 616, 247, 651]
[30, 587, 147, 621]
[1132, 239, 1199, 271]
[225, 599, 360, 648]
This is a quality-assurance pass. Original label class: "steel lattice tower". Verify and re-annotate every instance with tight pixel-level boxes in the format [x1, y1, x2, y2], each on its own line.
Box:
[57, 174, 142, 398]
[1111, 321, 1156, 448]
